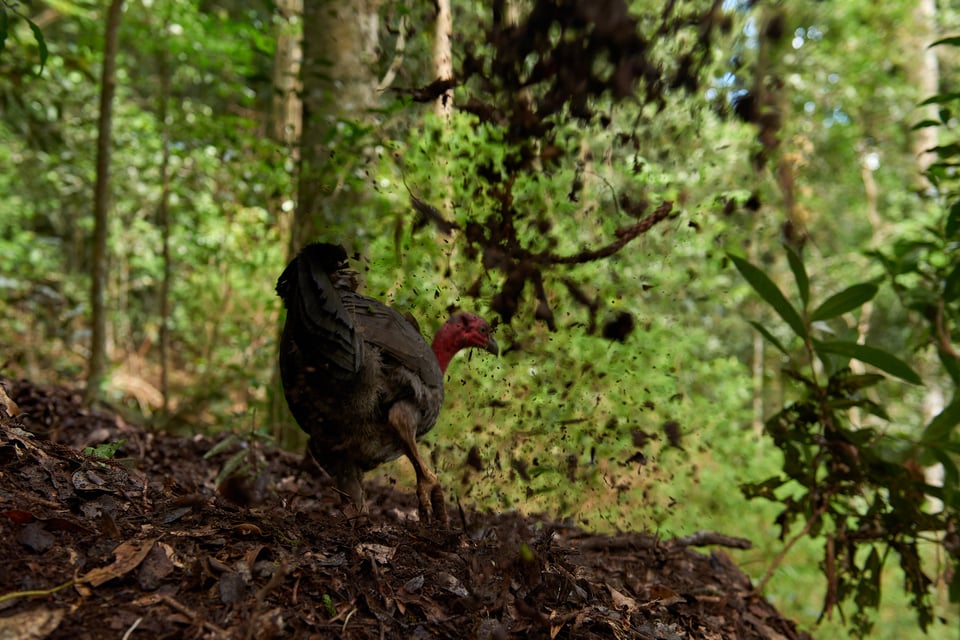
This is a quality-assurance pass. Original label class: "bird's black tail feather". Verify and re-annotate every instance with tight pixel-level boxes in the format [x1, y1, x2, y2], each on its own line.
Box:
[277, 243, 362, 380]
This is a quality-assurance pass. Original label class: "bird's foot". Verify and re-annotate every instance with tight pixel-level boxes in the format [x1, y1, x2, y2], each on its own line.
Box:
[430, 484, 448, 526]
[416, 481, 448, 526]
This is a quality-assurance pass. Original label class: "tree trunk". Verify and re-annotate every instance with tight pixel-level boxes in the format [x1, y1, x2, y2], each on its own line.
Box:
[293, 0, 380, 253]
[84, 0, 124, 405]
[433, 0, 453, 118]
[272, 0, 303, 146]
[908, 0, 939, 187]
[269, 0, 304, 438]
[157, 36, 172, 418]
[275, 0, 380, 445]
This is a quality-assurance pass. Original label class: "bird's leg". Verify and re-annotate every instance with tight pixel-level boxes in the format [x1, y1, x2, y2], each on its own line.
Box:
[388, 403, 448, 525]
[336, 465, 366, 515]
[310, 438, 367, 513]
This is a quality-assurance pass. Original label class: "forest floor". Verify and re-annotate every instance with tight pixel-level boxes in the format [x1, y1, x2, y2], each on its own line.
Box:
[0, 376, 810, 640]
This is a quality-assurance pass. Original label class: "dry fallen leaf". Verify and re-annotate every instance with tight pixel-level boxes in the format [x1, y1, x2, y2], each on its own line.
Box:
[356, 543, 395, 564]
[0, 607, 63, 640]
[607, 584, 638, 611]
[78, 537, 160, 587]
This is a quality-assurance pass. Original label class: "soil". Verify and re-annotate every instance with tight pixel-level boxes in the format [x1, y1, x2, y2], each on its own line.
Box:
[0, 376, 810, 639]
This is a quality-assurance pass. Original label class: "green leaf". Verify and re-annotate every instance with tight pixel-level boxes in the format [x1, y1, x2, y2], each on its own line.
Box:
[911, 119, 942, 130]
[930, 36, 960, 48]
[26, 17, 47, 75]
[938, 348, 960, 386]
[919, 92, 960, 106]
[82, 439, 127, 460]
[214, 449, 250, 487]
[728, 253, 807, 339]
[855, 547, 882, 609]
[809, 283, 878, 322]
[950, 560, 960, 603]
[784, 244, 809, 308]
[204, 434, 239, 458]
[0, 10, 8, 55]
[922, 398, 960, 442]
[813, 340, 922, 385]
[947, 201, 960, 239]
[749, 320, 789, 355]
[944, 263, 960, 302]
[925, 445, 959, 494]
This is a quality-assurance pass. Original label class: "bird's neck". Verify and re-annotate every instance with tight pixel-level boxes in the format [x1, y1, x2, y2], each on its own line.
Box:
[431, 323, 460, 374]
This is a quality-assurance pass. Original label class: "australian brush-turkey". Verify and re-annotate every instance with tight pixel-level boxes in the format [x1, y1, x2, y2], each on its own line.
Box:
[276, 242, 498, 523]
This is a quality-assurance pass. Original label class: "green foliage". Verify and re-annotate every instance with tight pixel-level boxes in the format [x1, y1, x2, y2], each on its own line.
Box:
[2, 1, 959, 637]
[0, 0, 48, 73]
[0, 1, 289, 424]
[82, 439, 126, 459]
[733, 245, 957, 637]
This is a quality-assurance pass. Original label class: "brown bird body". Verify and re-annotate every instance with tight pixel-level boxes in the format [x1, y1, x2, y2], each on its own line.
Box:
[276, 243, 497, 522]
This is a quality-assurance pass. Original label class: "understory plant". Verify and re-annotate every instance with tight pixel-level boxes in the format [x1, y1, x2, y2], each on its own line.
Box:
[731, 242, 959, 637]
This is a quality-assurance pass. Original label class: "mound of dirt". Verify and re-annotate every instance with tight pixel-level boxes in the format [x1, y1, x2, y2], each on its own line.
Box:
[0, 377, 809, 639]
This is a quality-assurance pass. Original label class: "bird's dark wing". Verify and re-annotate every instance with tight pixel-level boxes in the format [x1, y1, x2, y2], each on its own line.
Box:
[341, 291, 443, 390]
[276, 244, 362, 379]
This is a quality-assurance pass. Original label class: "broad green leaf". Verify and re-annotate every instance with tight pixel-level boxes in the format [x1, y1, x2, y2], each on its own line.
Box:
[784, 244, 809, 307]
[1, 10, 8, 54]
[749, 320, 789, 355]
[204, 434, 240, 458]
[944, 263, 960, 302]
[919, 92, 960, 106]
[82, 439, 127, 459]
[26, 17, 47, 75]
[834, 372, 886, 391]
[947, 201, 960, 239]
[922, 398, 960, 442]
[950, 560, 960, 604]
[728, 253, 807, 339]
[938, 348, 960, 386]
[809, 283, 878, 322]
[214, 449, 250, 487]
[814, 340, 922, 385]
[925, 445, 959, 494]
[930, 36, 960, 48]
[910, 119, 941, 130]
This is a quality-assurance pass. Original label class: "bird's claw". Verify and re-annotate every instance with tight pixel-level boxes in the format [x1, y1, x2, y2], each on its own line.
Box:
[416, 482, 448, 526]
[430, 484, 448, 525]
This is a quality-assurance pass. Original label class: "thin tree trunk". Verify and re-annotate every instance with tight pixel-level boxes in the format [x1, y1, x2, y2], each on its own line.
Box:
[277, 0, 380, 445]
[157, 38, 172, 418]
[84, 0, 125, 405]
[269, 0, 304, 438]
[908, 0, 938, 186]
[433, 0, 453, 118]
[271, 0, 303, 146]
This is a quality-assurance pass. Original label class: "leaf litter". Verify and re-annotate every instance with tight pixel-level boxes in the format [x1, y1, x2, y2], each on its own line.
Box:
[0, 376, 809, 639]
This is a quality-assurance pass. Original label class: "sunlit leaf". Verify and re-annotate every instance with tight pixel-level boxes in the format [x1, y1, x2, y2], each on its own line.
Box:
[728, 253, 807, 339]
[809, 283, 878, 322]
[813, 340, 922, 385]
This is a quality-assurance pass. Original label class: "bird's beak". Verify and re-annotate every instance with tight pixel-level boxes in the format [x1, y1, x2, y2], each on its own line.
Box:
[484, 336, 500, 356]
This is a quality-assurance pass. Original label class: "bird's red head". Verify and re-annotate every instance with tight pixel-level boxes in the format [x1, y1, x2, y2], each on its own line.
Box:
[431, 313, 499, 372]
